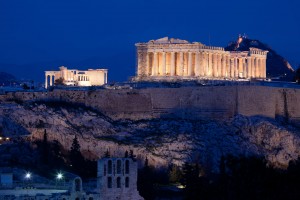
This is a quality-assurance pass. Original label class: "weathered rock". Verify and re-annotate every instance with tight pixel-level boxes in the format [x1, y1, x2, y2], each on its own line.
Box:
[1, 101, 300, 172]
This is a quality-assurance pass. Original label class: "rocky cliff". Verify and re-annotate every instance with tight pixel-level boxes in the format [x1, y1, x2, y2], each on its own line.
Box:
[1, 86, 300, 172]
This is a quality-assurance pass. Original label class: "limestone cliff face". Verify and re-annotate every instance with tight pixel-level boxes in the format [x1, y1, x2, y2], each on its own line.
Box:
[1, 100, 299, 171]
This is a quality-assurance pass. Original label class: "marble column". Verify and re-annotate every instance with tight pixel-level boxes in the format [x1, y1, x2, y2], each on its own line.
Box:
[153, 52, 158, 76]
[217, 54, 221, 77]
[203, 52, 208, 76]
[208, 53, 213, 76]
[230, 59, 234, 78]
[256, 58, 260, 78]
[179, 52, 184, 76]
[195, 52, 200, 76]
[221, 54, 225, 77]
[234, 58, 239, 78]
[247, 57, 252, 78]
[146, 53, 150, 76]
[199, 52, 204, 76]
[242, 58, 247, 78]
[226, 55, 230, 78]
[263, 58, 267, 78]
[137, 53, 141, 76]
[212, 54, 217, 77]
[170, 52, 175, 76]
[251, 57, 255, 78]
[50, 75, 53, 86]
[238, 58, 242, 78]
[255, 57, 259, 78]
[162, 52, 166, 76]
[188, 52, 193, 76]
[260, 58, 263, 78]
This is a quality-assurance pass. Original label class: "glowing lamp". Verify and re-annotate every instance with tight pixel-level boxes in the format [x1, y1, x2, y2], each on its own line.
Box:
[56, 173, 63, 180]
[25, 172, 31, 179]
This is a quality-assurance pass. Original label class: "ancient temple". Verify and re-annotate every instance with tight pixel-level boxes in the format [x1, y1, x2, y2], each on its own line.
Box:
[45, 66, 108, 88]
[134, 37, 268, 81]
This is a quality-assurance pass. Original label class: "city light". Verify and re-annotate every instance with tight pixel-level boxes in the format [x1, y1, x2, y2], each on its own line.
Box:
[56, 173, 63, 180]
[25, 172, 31, 180]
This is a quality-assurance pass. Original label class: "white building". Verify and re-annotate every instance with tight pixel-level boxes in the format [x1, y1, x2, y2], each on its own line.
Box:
[45, 66, 108, 89]
[134, 37, 268, 81]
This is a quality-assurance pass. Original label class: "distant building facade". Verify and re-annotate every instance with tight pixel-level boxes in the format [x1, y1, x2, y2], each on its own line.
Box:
[45, 66, 108, 88]
[134, 37, 268, 81]
[97, 158, 143, 200]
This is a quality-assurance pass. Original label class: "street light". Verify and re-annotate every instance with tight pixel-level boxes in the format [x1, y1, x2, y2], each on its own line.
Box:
[56, 172, 65, 188]
[25, 172, 31, 180]
[56, 173, 63, 180]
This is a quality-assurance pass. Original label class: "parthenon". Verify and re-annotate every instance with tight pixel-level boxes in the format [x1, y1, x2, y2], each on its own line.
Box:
[134, 37, 268, 81]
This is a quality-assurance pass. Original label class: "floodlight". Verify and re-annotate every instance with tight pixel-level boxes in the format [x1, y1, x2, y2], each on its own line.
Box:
[56, 173, 63, 180]
[25, 172, 31, 179]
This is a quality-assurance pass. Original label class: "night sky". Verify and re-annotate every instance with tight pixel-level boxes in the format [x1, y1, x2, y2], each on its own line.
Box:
[0, 0, 299, 83]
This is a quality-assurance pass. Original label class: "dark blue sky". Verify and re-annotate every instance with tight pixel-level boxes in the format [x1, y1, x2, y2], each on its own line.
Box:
[0, 0, 299, 82]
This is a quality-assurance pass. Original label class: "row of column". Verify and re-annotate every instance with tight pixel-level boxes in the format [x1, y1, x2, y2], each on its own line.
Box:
[78, 76, 89, 81]
[139, 52, 266, 79]
[45, 74, 92, 88]
[45, 74, 55, 89]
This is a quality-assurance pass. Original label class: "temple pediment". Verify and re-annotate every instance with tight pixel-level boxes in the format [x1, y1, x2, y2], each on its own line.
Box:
[148, 37, 190, 44]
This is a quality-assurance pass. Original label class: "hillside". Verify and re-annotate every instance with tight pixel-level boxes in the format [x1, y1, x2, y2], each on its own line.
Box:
[0, 99, 299, 172]
[0, 72, 17, 86]
[225, 36, 295, 81]
[0, 86, 300, 173]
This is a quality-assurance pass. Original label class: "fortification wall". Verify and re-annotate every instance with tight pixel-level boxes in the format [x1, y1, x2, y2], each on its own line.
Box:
[4, 86, 300, 125]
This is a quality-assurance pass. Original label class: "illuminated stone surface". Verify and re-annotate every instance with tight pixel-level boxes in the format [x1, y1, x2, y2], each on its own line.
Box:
[134, 37, 268, 81]
[45, 66, 108, 88]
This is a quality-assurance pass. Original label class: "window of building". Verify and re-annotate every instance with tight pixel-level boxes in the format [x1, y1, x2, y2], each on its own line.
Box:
[108, 160, 112, 174]
[104, 164, 107, 176]
[117, 160, 121, 174]
[125, 160, 129, 174]
[117, 177, 121, 188]
[125, 177, 129, 188]
[107, 177, 112, 188]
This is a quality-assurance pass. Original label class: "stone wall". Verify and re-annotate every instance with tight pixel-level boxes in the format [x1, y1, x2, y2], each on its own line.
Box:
[3, 86, 300, 126]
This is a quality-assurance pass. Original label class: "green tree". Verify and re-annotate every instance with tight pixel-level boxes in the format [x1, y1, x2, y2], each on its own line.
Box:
[137, 157, 155, 200]
[168, 164, 183, 183]
[181, 162, 202, 199]
[70, 135, 84, 172]
[42, 129, 49, 164]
